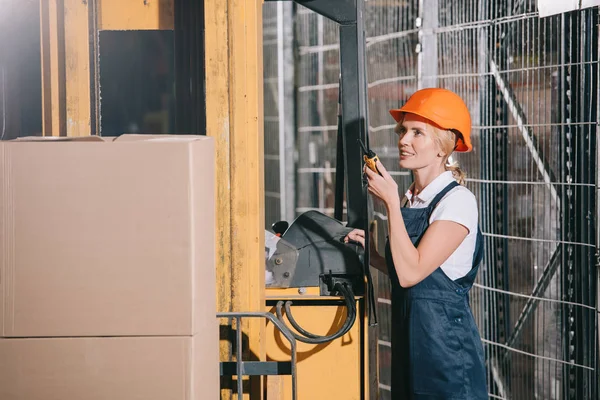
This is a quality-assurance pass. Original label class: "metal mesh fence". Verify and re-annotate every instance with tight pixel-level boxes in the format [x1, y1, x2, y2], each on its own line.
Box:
[291, 1, 598, 399]
[263, 3, 283, 227]
[263, 2, 295, 227]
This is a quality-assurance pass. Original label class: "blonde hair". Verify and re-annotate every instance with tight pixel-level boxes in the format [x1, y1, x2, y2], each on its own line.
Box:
[430, 126, 467, 185]
[395, 119, 467, 185]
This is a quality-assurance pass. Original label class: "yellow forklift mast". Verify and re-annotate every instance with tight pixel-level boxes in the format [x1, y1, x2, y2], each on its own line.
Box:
[2, 0, 378, 398]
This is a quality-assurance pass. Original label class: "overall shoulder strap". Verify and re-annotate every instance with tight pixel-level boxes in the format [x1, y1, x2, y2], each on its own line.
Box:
[428, 180, 459, 210]
[455, 227, 485, 287]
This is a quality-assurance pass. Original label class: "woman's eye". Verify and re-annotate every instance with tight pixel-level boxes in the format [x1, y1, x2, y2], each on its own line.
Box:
[414, 130, 423, 136]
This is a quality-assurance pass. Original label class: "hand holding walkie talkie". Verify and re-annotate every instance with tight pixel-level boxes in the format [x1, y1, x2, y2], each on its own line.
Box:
[358, 139, 381, 176]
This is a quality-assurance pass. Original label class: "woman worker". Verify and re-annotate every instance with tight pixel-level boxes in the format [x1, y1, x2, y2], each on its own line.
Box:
[345, 88, 488, 399]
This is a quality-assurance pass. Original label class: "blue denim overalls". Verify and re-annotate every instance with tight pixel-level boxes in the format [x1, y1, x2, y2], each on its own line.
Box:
[385, 181, 488, 399]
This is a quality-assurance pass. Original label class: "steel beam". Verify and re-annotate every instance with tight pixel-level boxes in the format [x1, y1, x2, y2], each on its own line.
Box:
[560, 10, 598, 400]
[480, 1, 511, 395]
[595, 4, 600, 395]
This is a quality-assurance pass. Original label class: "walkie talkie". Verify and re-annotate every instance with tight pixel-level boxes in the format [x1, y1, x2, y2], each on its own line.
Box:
[358, 139, 381, 176]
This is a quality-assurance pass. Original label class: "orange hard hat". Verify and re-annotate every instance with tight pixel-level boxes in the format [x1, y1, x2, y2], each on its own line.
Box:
[389, 88, 473, 152]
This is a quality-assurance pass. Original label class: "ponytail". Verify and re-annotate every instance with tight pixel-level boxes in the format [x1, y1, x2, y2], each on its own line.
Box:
[446, 162, 467, 185]
[419, 122, 470, 185]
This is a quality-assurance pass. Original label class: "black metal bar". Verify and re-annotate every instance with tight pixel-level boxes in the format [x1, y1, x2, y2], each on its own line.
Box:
[578, 8, 596, 399]
[189, 0, 197, 132]
[266, 298, 348, 307]
[236, 316, 243, 397]
[561, 12, 576, 400]
[174, 0, 187, 132]
[174, 0, 206, 134]
[560, 9, 598, 400]
[477, 0, 499, 394]
[492, 0, 510, 346]
[483, 2, 511, 394]
[339, 22, 368, 228]
[220, 361, 293, 376]
[581, 11, 598, 400]
[559, 14, 571, 400]
[334, 75, 345, 221]
[196, 0, 206, 134]
[593, 7, 600, 398]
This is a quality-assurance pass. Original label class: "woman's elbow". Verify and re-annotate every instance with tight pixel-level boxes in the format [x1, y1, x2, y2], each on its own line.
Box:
[398, 274, 420, 288]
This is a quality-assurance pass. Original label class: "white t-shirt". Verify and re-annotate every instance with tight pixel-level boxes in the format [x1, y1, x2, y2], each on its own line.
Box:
[404, 171, 479, 280]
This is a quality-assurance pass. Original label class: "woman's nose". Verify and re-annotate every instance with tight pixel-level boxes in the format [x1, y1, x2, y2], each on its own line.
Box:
[398, 134, 409, 147]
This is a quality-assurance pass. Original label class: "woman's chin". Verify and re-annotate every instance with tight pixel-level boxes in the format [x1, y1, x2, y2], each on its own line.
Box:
[398, 159, 412, 169]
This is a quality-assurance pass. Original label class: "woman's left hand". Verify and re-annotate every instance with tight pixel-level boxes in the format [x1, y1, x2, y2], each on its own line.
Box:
[364, 160, 400, 209]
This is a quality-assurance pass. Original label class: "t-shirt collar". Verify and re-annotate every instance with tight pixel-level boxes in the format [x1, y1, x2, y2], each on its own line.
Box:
[405, 171, 455, 204]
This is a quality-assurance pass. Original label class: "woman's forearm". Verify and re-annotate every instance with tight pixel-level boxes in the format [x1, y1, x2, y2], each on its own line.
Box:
[386, 201, 421, 286]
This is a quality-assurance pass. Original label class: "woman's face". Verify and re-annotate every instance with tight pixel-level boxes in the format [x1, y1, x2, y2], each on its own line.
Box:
[396, 114, 443, 171]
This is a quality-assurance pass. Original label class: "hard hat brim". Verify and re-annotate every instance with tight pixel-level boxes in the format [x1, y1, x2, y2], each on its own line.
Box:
[388, 109, 472, 152]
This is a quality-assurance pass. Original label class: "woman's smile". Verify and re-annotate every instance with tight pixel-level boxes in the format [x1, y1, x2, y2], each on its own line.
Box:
[399, 149, 415, 160]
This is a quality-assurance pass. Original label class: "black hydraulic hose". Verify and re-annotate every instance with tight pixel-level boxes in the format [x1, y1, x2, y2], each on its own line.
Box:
[275, 282, 357, 344]
[284, 283, 356, 339]
[278, 299, 355, 345]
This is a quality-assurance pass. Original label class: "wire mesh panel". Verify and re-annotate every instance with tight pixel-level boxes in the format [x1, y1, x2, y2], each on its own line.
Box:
[292, 1, 598, 399]
[471, 4, 598, 399]
[263, 2, 295, 228]
[263, 3, 282, 227]
[294, 7, 341, 217]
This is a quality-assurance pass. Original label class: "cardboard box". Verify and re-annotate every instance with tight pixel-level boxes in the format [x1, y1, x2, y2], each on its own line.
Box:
[0, 336, 215, 400]
[0, 135, 216, 337]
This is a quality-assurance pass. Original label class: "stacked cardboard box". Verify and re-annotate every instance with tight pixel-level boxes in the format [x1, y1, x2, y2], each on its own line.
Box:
[0, 135, 218, 400]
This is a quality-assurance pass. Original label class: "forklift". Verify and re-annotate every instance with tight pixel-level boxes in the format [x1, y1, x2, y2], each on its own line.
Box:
[1, 0, 379, 398]
[255, 1, 380, 399]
